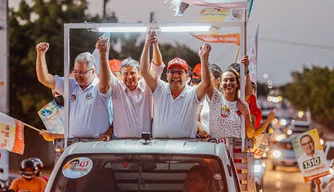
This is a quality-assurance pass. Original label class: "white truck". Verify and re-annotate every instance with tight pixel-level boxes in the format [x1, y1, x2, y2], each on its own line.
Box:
[46, 139, 244, 192]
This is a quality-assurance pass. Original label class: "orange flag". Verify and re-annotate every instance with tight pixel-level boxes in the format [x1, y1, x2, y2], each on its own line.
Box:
[0, 112, 25, 154]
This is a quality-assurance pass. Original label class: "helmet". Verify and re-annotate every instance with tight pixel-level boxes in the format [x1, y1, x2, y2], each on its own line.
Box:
[20, 159, 36, 180]
[29, 157, 43, 177]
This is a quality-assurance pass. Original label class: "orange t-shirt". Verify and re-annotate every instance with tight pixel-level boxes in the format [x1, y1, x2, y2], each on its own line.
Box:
[9, 177, 46, 192]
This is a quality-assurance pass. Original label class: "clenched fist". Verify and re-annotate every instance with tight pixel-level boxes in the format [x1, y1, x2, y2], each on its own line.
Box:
[36, 42, 49, 54]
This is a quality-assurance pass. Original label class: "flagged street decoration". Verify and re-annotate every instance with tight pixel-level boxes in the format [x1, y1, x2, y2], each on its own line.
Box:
[0, 112, 25, 155]
[247, 24, 259, 83]
[291, 129, 330, 182]
[191, 33, 240, 44]
[168, 0, 248, 9]
[190, 7, 244, 44]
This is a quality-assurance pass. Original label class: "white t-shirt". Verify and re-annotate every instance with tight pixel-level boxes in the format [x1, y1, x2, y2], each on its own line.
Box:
[200, 97, 210, 133]
[209, 88, 249, 138]
[297, 150, 329, 174]
[54, 75, 111, 138]
[111, 64, 164, 138]
[152, 80, 203, 138]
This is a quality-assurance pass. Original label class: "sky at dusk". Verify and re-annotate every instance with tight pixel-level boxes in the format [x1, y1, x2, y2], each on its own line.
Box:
[9, 0, 334, 85]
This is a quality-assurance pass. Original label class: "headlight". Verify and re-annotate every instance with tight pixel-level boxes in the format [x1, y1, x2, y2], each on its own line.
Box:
[276, 135, 284, 141]
[287, 130, 292, 135]
[330, 168, 333, 174]
[273, 150, 282, 159]
[254, 164, 262, 173]
[261, 162, 266, 168]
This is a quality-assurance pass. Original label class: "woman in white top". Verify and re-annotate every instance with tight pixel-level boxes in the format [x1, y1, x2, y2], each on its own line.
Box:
[207, 64, 254, 139]
[193, 64, 223, 138]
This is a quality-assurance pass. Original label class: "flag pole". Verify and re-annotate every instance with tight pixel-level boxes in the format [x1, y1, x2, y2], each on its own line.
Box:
[234, 46, 240, 63]
[23, 123, 41, 132]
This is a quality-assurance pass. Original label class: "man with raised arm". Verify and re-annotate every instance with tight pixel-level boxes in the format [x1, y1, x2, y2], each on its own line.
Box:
[110, 31, 164, 138]
[140, 36, 212, 138]
[36, 37, 113, 141]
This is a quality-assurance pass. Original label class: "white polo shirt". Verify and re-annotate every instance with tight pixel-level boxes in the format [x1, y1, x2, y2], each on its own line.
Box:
[152, 80, 202, 138]
[112, 64, 164, 138]
[200, 97, 210, 133]
[54, 75, 111, 138]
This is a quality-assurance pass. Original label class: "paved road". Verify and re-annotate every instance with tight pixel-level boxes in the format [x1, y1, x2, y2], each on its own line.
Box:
[263, 160, 311, 192]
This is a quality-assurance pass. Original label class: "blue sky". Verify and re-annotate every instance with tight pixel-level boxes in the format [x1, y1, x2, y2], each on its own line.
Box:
[10, 0, 334, 85]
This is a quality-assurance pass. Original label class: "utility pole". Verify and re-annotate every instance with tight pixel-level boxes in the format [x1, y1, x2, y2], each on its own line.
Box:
[0, 0, 9, 186]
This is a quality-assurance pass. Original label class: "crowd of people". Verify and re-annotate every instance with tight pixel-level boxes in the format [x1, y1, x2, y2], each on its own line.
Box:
[31, 30, 278, 192]
[36, 31, 274, 143]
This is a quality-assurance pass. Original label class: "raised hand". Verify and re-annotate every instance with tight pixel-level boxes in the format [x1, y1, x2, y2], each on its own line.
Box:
[36, 42, 49, 54]
[240, 55, 249, 67]
[199, 43, 211, 59]
[237, 100, 250, 116]
[145, 31, 158, 46]
[95, 36, 110, 54]
[267, 108, 276, 122]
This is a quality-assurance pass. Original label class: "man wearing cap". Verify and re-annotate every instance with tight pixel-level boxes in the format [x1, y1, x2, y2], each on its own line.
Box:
[140, 41, 212, 138]
[110, 31, 164, 138]
[109, 59, 122, 80]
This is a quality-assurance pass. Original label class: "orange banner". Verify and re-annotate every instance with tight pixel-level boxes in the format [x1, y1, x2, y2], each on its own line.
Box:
[191, 33, 240, 45]
[0, 112, 25, 155]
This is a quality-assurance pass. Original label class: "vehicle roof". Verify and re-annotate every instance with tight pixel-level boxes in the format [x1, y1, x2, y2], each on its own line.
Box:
[325, 141, 334, 147]
[293, 120, 310, 126]
[62, 139, 228, 157]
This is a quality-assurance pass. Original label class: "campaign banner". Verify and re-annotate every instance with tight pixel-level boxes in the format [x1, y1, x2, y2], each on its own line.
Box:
[291, 129, 330, 182]
[191, 7, 242, 44]
[38, 100, 64, 134]
[0, 112, 25, 154]
[199, 7, 245, 22]
[191, 33, 240, 44]
[181, 0, 248, 9]
[248, 24, 259, 83]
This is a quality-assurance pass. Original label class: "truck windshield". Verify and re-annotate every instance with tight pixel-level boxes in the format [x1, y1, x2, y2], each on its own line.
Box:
[51, 154, 228, 192]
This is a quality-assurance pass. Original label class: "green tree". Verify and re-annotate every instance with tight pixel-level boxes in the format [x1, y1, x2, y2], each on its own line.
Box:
[9, 0, 119, 166]
[281, 66, 334, 131]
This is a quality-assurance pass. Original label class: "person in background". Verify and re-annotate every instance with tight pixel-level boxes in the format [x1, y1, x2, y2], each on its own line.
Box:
[108, 59, 122, 81]
[30, 157, 48, 183]
[9, 159, 46, 192]
[192, 63, 223, 138]
[183, 165, 212, 192]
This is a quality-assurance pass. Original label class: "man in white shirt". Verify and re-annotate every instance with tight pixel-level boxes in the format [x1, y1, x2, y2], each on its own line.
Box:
[297, 134, 328, 171]
[140, 35, 212, 138]
[36, 37, 113, 141]
[111, 31, 164, 138]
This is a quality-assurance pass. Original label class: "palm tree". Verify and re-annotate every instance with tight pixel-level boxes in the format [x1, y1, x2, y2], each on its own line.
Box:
[103, 0, 110, 19]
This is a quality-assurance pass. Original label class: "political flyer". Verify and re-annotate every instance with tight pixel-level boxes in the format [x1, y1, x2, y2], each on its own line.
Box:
[253, 133, 272, 159]
[38, 100, 64, 134]
[291, 129, 330, 182]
